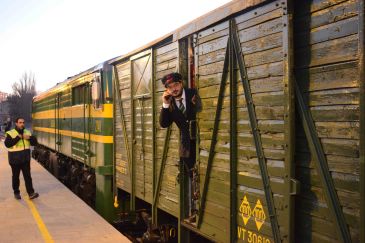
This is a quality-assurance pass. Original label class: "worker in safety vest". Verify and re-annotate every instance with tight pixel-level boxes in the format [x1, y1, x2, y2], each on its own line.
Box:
[4, 117, 39, 200]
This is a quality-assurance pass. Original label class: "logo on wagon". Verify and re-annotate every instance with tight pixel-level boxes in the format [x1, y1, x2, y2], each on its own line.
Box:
[238, 196, 267, 231]
[239, 196, 251, 225]
[237, 195, 271, 242]
[252, 199, 266, 231]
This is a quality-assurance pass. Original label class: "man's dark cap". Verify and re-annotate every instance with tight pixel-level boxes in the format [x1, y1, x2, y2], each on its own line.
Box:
[161, 72, 182, 87]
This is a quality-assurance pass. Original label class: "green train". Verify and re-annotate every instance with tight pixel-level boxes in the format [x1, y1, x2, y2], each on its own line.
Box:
[32, 0, 365, 242]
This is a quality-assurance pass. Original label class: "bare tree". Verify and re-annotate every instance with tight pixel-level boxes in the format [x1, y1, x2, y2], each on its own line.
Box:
[7, 71, 37, 124]
[12, 72, 36, 97]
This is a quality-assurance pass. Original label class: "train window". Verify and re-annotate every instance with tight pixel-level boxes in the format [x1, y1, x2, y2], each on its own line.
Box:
[92, 72, 102, 109]
[72, 84, 88, 105]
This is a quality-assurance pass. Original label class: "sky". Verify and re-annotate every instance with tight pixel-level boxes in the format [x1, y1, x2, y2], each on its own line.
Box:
[0, 0, 231, 94]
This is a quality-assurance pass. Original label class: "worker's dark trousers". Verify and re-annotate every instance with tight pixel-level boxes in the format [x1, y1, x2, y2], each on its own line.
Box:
[10, 161, 35, 195]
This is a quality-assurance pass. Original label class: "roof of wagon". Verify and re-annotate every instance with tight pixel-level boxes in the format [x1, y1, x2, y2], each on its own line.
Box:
[108, 0, 268, 64]
[33, 0, 268, 102]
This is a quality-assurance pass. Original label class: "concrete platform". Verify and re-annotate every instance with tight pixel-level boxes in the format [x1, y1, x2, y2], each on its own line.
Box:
[0, 142, 130, 243]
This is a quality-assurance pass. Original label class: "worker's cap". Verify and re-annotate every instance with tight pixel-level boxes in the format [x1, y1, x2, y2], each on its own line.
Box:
[161, 72, 182, 87]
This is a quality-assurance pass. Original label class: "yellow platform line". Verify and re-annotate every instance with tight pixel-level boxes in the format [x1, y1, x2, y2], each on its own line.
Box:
[0, 142, 52, 242]
[24, 197, 54, 243]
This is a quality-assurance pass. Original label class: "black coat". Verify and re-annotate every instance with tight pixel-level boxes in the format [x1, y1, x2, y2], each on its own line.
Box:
[159, 88, 201, 159]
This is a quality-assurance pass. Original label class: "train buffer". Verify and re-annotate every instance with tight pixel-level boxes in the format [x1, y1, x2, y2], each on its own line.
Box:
[0, 142, 130, 242]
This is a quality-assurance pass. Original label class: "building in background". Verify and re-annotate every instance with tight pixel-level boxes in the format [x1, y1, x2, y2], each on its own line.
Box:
[0, 91, 8, 102]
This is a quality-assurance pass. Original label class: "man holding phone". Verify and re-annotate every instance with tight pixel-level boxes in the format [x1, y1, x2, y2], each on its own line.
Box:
[159, 72, 201, 222]
[4, 117, 39, 200]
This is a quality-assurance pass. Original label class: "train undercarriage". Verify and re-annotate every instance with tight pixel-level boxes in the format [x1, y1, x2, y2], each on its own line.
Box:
[31, 145, 209, 243]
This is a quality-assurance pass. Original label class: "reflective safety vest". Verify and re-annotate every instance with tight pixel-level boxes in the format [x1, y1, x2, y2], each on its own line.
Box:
[6, 129, 32, 152]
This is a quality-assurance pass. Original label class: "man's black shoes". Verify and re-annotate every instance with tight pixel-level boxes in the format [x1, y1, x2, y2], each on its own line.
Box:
[29, 192, 39, 200]
[14, 192, 39, 200]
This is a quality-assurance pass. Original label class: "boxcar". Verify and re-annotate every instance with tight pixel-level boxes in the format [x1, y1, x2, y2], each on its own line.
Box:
[32, 0, 364, 242]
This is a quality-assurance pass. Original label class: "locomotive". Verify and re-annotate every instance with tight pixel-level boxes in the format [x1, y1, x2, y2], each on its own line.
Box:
[32, 0, 364, 242]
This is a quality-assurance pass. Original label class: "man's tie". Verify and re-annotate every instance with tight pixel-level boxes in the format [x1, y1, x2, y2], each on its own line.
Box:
[177, 98, 186, 115]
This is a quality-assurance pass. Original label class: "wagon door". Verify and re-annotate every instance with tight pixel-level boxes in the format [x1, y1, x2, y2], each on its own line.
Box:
[55, 93, 62, 152]
[152, 41, 180, 221]
[58, 90, 72, 157]
[71, 83, 91, 164]
[114, 61, 133, 196]
[195, 1, 295, 242]
[83, 83, 92, 166]
[131, 50, 153, 203]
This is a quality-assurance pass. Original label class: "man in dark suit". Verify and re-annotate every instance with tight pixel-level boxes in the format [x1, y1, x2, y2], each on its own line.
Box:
[159, 72, 201, 222]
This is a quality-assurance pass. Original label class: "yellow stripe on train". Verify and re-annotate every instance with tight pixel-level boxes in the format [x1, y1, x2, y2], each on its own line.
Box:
[32, 104, 113, 119]
[33, 127, 113, 144]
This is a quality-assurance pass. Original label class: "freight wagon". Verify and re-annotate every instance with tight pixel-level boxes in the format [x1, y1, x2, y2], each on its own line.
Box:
[32, 0, 364, 242]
